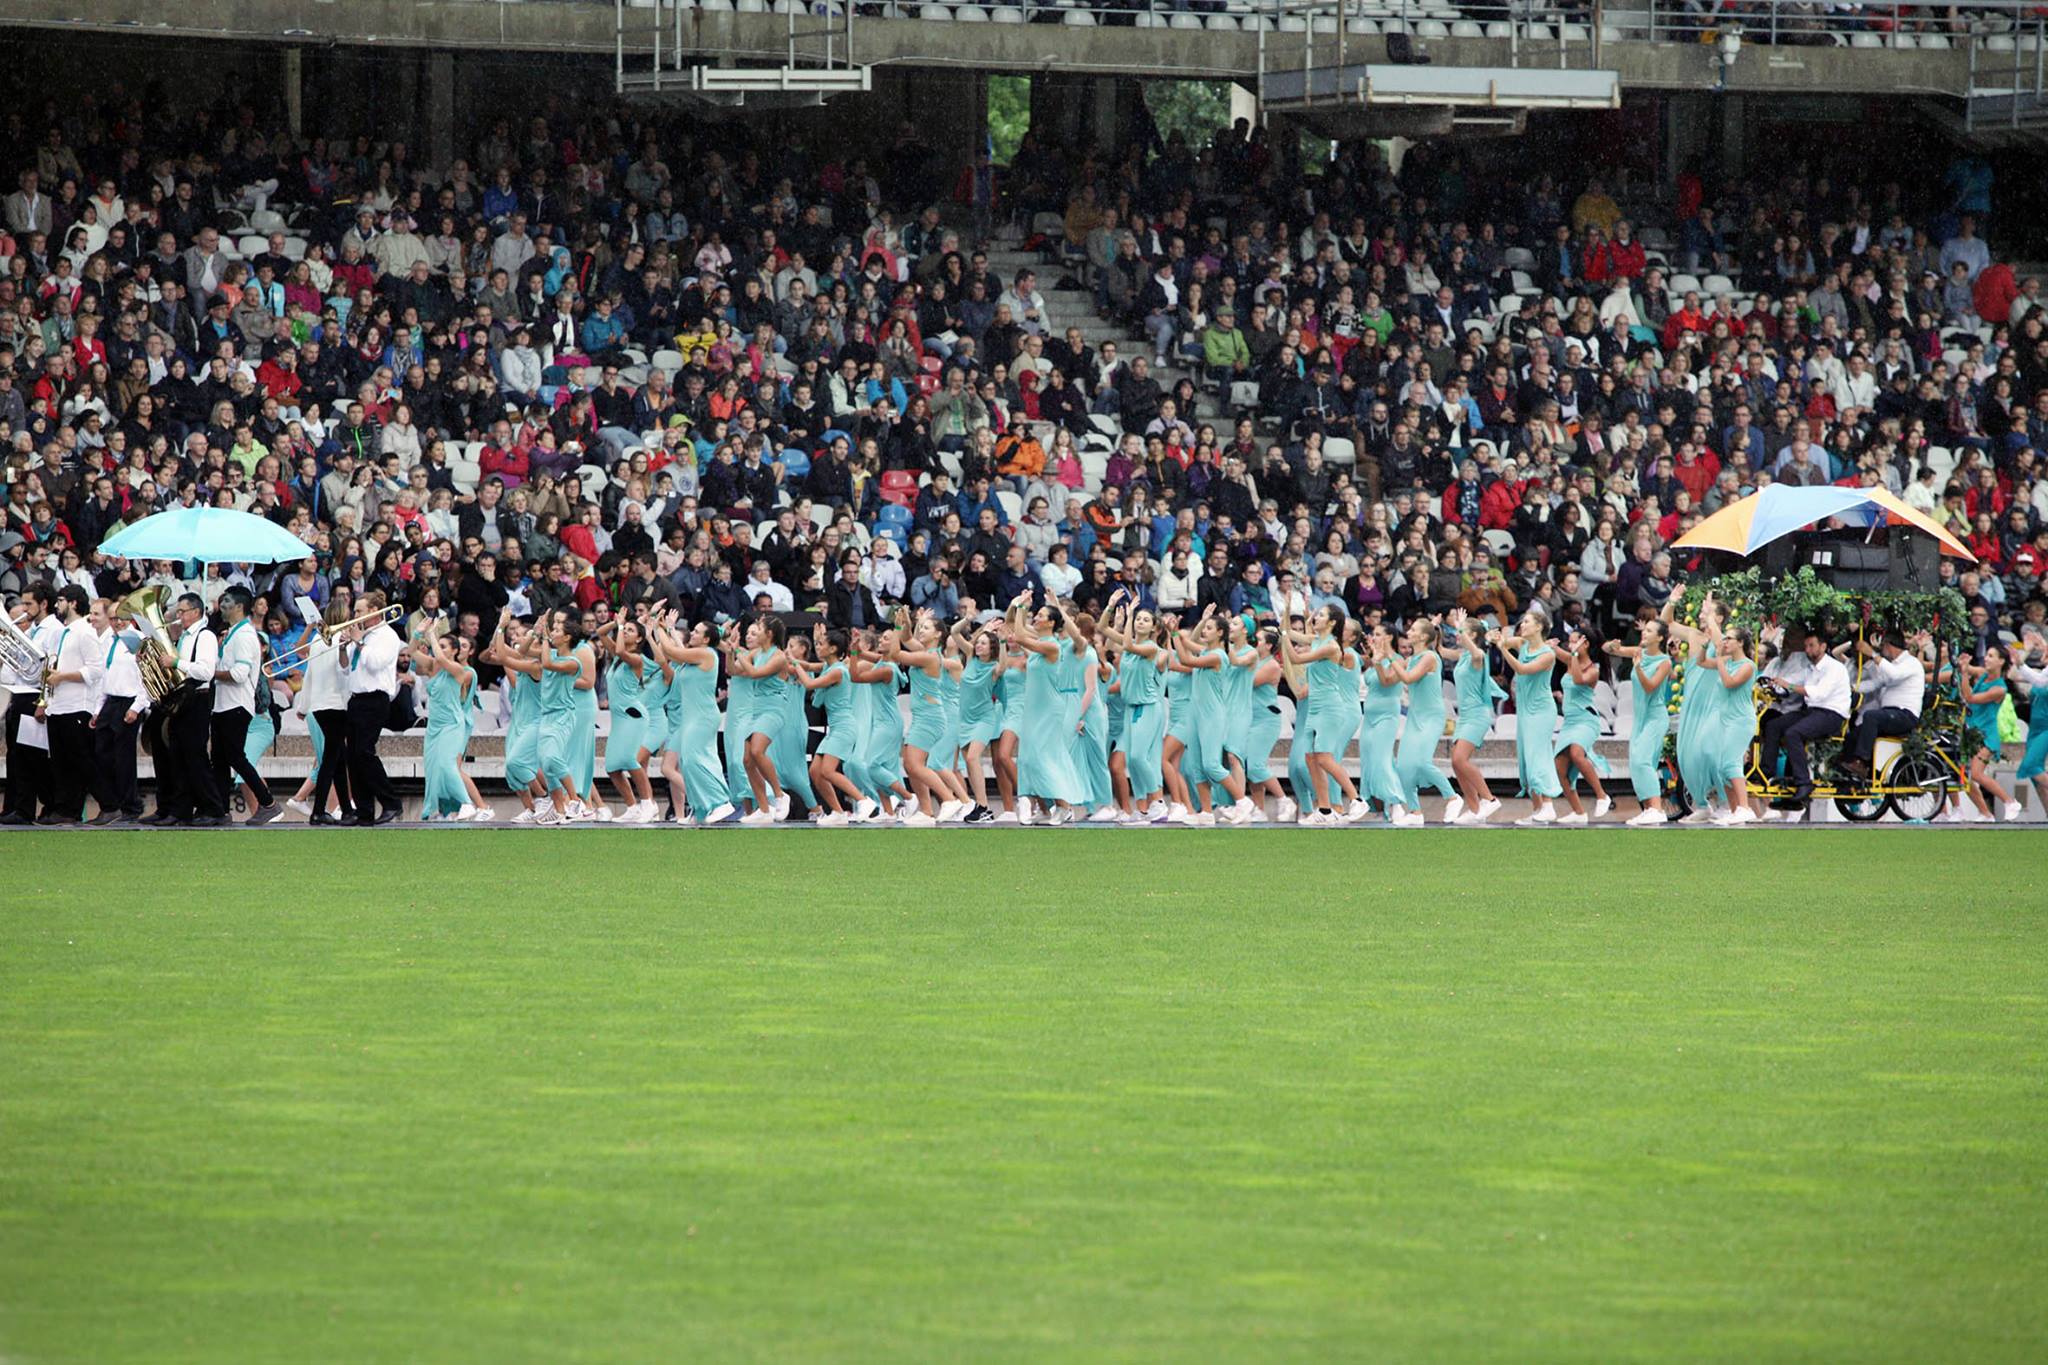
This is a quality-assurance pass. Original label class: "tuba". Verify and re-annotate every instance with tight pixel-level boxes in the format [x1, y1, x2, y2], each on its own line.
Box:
[0, 608, 52, 705]
[116, 585, 198, 717]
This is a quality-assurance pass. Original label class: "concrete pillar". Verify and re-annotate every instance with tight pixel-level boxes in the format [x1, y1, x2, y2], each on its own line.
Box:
[1718, 93, 1745, 177]
[283, 48, 303, 138]
[426, 52, 455, 174]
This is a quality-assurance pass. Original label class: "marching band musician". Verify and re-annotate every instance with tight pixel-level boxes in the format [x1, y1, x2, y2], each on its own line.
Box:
[2, 585, 57, 826]
[146, 592, 227, 827]
[299, 601, 358, 826]
[210, 587, 281, 826]
[90, 597, 149, 825]
[343, 589, 405, 826]
[38, 586, 98, 825]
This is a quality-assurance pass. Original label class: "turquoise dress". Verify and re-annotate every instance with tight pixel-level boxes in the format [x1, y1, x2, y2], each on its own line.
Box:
[1222, 649, 1255, 766]
[1674, 642, 1720, 807]
[1358, 656, 1405, 809]
[604, 656, 648, 774]
[1018, 638, 1087, 805]
[1394, 650, 1454, 807]
[723, 660, 756, 804]
[1966, 687, 2004, 761]
[1245, 668, 1281, 785]
[1553, 667, 1611, 789]
[1628, 654, 1673, 803]
[421, 667, 474, 816]
[1452, 647, 1506, 746]
[997, 654, 1028, 738]
[671, 657, 732, 818]
[959, 658, 1002, 746]
[2018, 671, 2048, 781]
[1189, 647, 1234, 789]
[1070, 646, 1113, 808]
[854, 660, 905, 797]
[814, 661, 861, 762]
[1512, 643, 1563, 798]
[504, 669, 542, 790]
[936, 663, 962, 771]
[767, 659, 817, 809]
[655, 660, 686, 758]
[1115, 649, 1166, 798]
[1711, 652, 1756, 789]
[905, 662, 949, 756]
[570, 649, 599, 794]
[242, 703, 275, 772]
[538, 647, 578, 788]
[1302, 639, 1361, 759]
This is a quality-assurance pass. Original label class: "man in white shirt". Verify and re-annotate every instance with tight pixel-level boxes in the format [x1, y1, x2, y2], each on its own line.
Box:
[297, 608, 356, 824]
[344, 591, 404, 825]
[210, 587, 280, 825]
[37, 586, 99, 823]
[1839, 629, 1926, 778]
[91, 600, 149, 824]
[147, 591, 228, 826]
[1758, 629, 1854, 807]
[2, 584, 56, 824]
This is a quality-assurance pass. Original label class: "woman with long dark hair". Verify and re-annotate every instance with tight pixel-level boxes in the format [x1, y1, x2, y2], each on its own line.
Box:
[649, 615, 737, 825]
[723, 615, 795, 825]
[600, 618, 657, 822]
[1491, 612, 1562, 826]
[1282, 608, 1366, 826]
[790, 625, 867, 827]
[1008, 594, 1089, 825]
[1359, 623, 1418, 825]
[1551, 629, 1612, 826]
[1603, 618, 1675, 827]
[1389, 616, 1454, 824]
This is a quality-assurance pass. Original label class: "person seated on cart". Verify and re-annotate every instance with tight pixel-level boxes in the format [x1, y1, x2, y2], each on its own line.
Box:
[1758, 627, 1853, 805]
[1835, 629, 1926, 781]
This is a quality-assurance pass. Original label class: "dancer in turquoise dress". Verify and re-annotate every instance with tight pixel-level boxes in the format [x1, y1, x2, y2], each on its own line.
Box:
[1664, 595, 1727, 822]
[1706, 625, 1758, 825]
[890, 610, 973, 824]
[1955, 645, 2015, 821]
[1389, 618, 1454, 821]
[1494, 613, 1562, 824]
[487, 615, 547, 821]
[1159, 634, 1199, 817]
[724, 618, 795, 825]
[955, 622, 1007, 819]
[1069, 620, 1116, 818]
[2014, 637, 2048, 815]
[600, 619, 657, 821]
[851, 627, 908, 816]
[1171, 607, 1248, 822]
[1101, 601, 1167, 818]
[991, 637, 1029, 820]
[1358, 625, 1413, 823]
[650, 616, 736, 824]
[1603, 619, 1674, 826]
[790, 625, 866, 824]
[1008, 595, 1088, 822]
[536, 609, 594, 823]
[1439, 608, 1506, 823]
[1551, 630, 1612, 824]
[772, 633, 820, 816]
[1282, 609, 1364, 824]
[414, 628, 479, 820]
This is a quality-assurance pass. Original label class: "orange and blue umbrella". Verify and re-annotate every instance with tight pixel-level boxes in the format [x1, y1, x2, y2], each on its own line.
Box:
[1672, 485, 1975, 561]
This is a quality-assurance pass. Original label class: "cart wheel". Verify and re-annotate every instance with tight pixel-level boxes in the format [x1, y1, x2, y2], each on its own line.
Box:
[1833, 793, 1888, 822]
[1885, 751, 1953, 823]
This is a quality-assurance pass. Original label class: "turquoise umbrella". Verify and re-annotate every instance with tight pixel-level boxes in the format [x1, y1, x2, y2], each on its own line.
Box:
[99, 507, 318, 565]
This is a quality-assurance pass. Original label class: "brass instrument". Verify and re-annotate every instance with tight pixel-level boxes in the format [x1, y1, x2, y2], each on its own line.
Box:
[262, 603, 405, 678]
[115, 585, 198, 715]
[1, 608, 52, 706]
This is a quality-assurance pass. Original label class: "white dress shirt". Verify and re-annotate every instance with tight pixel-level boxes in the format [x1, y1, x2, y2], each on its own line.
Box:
[347, 624, 402, 700]
[213, 617, 262, 715]
[45, 616, 97, 716]
[99, 632, 147, 715]
[1802, 654, 1852, 718]
[299, 637, 350, 713]
[176, 622, 220, 698]
[1858, 651, 1925, 716]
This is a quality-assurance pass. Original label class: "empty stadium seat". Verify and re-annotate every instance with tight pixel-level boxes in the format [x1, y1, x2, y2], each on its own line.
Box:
[995, 489, 1024, 524]
[1322, 437, 1358, 466]
[879, 470, 920, 506]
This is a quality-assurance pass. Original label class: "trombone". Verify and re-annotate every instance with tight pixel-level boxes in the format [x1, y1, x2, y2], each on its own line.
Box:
[263, 603, 405, 677]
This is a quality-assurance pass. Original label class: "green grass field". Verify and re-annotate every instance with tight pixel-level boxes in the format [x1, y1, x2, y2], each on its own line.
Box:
[3, 830, 2045, 1362]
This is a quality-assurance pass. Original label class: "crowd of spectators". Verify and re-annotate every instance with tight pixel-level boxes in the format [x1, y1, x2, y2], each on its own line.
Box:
[2, 91, 2047, 718]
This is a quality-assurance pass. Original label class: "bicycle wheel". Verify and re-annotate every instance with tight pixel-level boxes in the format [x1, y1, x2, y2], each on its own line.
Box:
[1833, 792, 1888, 822]
[1886, 751, 1954, 823]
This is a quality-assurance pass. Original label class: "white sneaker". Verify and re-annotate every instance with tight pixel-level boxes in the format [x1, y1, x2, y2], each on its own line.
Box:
[1117, 810, 1148, 826]
[1626, 809, 1665, 827]
[1556, 811, 1588, 826]
[853, 798, 879, 823]
[512, 807, 540, 825]
[1680, 807, 1715, 825]
[1514, 805, 1557, 826]
[1193, 811, 1216, 826]
[1388, 804, 1412, 826]
[1592, 795, 1612, 820]
[1476, 798, 1503, 822]
[994, 809, 1019, 825]
[534, 805, 563, 826]
[739, 809, 777, 826]
[1145, 800, 1169, 821]
[900, 811, 938, 828]
[773, 793, 791, 820]
[470, 806, 496, 823]
[1452, 810, 1481, 825]
[2003, 800, 2023, 823]
[1166, 802, 1189, 824]
[1247, 803, 1270, 824]
[817, 811, 851, 827]
[1442, 797, 1465, 824]
[1274, 797, 1298, 823]
[703, 803, 737, 824]
[1712, 810, 1743, 827]
[285, 798, 312, 818]
[1343, 799, 1371, 823]
[1087, 805, 1119, 823]
[1966, 808, 1995, 824]
[591, 805, 614, 823]
[566, 800, 590, 821]
[937, 800, 968, 823]
[1231, 797, 1256, 822]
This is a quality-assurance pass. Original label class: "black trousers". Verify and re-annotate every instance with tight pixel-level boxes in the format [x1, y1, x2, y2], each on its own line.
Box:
[346, 692, 398, 821]
[1847, 706, 1919, 767]
[312, 708, 354, 819]
[94, 695, 143, 817]
[4, 691, 49, 820]
[1759, 706, 1847, 797]
[159, 696, 224, 819]
[211, 706, 273, 810]
[45, 710, 92, 820]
